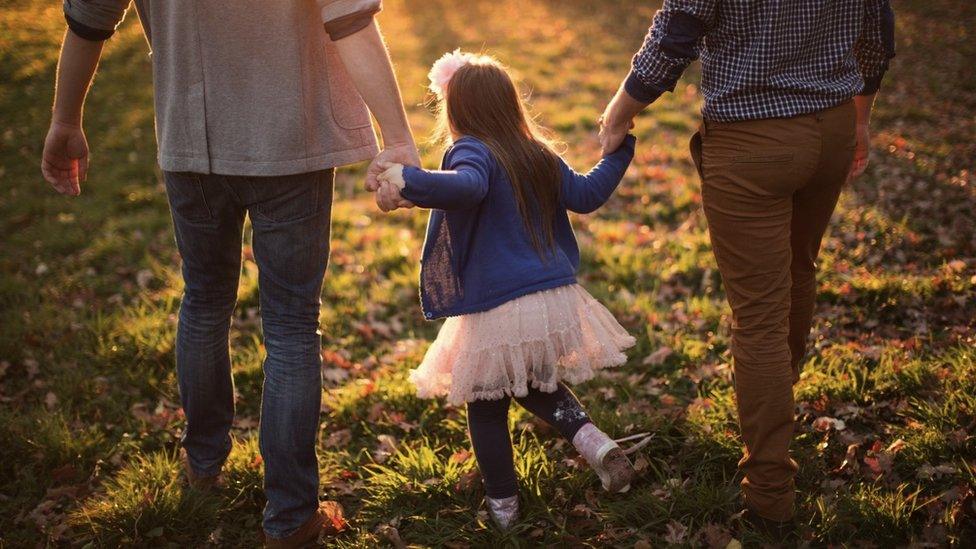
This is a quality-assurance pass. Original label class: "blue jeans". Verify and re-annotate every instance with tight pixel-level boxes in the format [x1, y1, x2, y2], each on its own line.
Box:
[164, 170, 334, 539]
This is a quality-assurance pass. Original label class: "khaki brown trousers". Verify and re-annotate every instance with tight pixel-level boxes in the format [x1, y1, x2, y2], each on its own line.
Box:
[690, 100, 856, 521]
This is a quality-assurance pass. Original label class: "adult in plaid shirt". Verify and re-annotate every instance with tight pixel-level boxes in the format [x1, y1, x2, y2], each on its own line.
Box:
[600, 0, 895, 535]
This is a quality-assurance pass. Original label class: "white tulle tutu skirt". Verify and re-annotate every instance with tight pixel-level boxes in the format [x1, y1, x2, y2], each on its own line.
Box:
[409, 284, 636, 405]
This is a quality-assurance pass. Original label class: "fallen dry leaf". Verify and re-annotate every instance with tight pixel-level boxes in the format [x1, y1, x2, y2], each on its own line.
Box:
[24, 358, 39, 379]
[833, 443, 860, 474]
[700, 522, 732, 549]
[320, 500, 348, 535]
[324, 429, 352, 449]
[664, 520, 688, 544]
[373, 434, 398, 463]
[643, 346, 674, 366]
[812, 416, 846, 432]
[377, 524, 406, 549]
[454, 469, 481, 492]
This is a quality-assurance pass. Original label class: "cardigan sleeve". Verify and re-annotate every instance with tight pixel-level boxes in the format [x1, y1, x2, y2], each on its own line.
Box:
[561, 135, 636, 214]
[400, 139, 492, 211]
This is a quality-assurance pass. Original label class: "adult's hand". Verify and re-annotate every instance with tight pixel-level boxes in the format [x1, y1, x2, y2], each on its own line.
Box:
[42, 121, 89, 196]
[599, 85, 647, 156]
[374, 161, 407, 212]
[43, 30, 105, 196]
[375, 181, 403, 212]
[848, 123, 870, 180]
[848, 93, 877, 182]
[366, 143, 418, 209]
[366, 143, 418, 191]
[598, 115, 635, 157]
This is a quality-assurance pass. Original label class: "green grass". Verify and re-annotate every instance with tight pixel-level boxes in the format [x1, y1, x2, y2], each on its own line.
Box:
[2, 0, 975, 546]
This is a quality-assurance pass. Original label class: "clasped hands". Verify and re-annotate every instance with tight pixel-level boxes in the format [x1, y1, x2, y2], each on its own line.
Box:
[365, 143, 417, 213]
[374, 162, 407, 212]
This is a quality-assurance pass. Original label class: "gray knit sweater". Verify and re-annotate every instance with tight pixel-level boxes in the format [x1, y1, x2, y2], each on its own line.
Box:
[63, 0, 383, 176]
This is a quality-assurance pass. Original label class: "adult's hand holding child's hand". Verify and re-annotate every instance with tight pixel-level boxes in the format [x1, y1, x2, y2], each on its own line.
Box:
[366, 143, 419, 193]
[599, 85, 647, 156]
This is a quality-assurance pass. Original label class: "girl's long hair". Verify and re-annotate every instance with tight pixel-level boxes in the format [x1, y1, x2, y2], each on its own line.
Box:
[433, 56, 563, 255]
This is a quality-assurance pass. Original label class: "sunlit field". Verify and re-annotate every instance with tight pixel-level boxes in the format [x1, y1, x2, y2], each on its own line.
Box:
[1, 0, 975, 546]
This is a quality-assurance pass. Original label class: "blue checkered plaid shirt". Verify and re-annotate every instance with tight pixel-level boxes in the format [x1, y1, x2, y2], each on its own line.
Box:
[626, 0, 896, 122]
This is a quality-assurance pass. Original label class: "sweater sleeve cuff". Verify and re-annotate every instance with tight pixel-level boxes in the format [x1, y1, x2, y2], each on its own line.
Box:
[64, 12, 115, 41]
[859, 73, 884, 96]
[624, 70, 665, 104]
[324, 7, 380, 40]
[609, 134, 638, 159]
[400, 165, 427, 204]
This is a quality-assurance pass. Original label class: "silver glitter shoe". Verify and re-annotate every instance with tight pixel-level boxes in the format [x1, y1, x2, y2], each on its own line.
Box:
[595, 447, 635, 493]
[573, 423, 635, 493]
[485, 495, 519, 530]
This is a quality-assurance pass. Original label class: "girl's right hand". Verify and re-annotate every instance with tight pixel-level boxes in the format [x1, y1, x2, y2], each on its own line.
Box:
[378, 162, 406, 191]
[375, 162, 411, 212]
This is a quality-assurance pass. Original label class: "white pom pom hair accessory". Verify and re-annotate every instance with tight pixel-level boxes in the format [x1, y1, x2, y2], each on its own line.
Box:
[427, 49, 489, 98]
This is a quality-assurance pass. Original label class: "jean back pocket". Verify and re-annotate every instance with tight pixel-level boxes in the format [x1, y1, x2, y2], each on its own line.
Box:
[164, 172, 213, 222]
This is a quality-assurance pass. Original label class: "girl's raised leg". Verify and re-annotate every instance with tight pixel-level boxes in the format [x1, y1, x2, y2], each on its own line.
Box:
[515, 382, 635, 493]
[513, 382, 592, 440]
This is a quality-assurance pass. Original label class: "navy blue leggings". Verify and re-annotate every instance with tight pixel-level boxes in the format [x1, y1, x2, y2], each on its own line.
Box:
[466, 382, 592, 499]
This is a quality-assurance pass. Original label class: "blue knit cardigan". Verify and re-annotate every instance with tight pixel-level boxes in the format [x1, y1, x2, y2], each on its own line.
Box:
[401, 134, 636, 319]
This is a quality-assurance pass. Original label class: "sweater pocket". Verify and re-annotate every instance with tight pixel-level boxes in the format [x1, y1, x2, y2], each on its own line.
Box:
[324, 41, 372, 130]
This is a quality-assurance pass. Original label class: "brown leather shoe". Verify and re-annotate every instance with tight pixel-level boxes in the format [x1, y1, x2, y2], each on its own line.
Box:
[181, 450, 222, 491]
[263, 501, 347, 548]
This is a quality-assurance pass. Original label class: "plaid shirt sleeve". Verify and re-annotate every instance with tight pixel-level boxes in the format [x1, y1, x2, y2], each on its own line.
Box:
[625, 0, 718, 104]
[854, 0, 896, 95]
[63, 0, 130, 41]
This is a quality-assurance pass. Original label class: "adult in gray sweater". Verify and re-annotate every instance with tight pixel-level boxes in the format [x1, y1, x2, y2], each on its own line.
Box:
[42, 1, 416, 546]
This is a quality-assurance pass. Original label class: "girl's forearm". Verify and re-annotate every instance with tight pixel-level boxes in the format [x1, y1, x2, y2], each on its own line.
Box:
[564, 134, 636, 214]
[401, 166, 488, 210]
[52, 30, 105, 127]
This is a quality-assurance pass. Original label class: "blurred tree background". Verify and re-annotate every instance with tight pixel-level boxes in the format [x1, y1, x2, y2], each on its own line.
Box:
[1, 0, 974, 546]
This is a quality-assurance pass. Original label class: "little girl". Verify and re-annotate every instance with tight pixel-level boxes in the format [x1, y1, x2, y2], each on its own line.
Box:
[376, 50, 638, 529]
